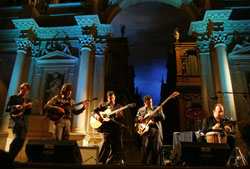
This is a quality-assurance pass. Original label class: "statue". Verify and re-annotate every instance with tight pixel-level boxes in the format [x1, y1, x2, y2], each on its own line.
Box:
[120, 24, 126, 37]
[46, 72, 62, 101]
[174, 27, 180, 43]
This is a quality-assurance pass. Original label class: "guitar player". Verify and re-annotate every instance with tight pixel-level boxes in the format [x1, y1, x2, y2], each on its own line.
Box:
[44, 83, 88, 140]
[91, 91, 123, 164]
[5, 83, 33, 160]
[135, 95, 165, 165]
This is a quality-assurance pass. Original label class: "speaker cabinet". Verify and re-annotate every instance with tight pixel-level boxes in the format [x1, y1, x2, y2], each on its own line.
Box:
[26, 139, 82, 164]
[170, 142, 231, 166]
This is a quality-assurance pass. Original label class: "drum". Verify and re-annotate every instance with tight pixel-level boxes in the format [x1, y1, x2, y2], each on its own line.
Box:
[205, 131, 227, 143]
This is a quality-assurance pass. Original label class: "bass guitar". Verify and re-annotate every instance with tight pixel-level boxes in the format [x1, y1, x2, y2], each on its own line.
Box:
[90, 103, 136, 129]
[135, 91, 179, 136]
[10, 100, 40, 117]
[47, 97, 98, 122]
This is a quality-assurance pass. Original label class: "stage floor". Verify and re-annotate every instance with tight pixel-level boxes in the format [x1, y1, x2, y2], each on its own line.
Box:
[14, 162, 240, 169]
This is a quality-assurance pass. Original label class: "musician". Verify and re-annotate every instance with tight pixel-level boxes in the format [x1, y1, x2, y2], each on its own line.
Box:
[5, 83, 33, 160]
[92, 91, 123, 164]
[202, 103, 235, 149]
[44, 83, 88, 140]
[136, 95, 165, 165]
[202, 103, 232, 134]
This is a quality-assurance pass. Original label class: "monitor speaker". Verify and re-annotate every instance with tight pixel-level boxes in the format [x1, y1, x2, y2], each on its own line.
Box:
[170, 142, 231, 166]
[26, 139, 82, 164]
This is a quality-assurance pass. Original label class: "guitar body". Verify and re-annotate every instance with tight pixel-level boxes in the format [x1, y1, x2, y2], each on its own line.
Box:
[90, 103, 136, 129]
[135, 123, 150, 136]
[47, 103, 71, 122]
[135, 91, 179, 136]
[90, 109, 112, 129]
[90, 116, 103, 129]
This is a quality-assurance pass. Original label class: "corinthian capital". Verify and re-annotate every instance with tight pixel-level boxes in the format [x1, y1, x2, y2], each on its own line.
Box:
[95, 42, 107, 55]
[210, 31, 227, 47]
[15, 38, 32, 51]
[79, 35, 95, 50]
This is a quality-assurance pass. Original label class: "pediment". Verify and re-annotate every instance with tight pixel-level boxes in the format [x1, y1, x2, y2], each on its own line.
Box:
[228, 46, 250, 64]
[38, 50, 78, 61]
[228, 45, 250, 56]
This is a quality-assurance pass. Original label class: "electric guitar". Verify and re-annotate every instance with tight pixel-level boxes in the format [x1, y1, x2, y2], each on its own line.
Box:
[135, 91, 179, 136]
[90, 103, 136, 129]
[10, 100, 40, 117]
[47, 97, 98, 122]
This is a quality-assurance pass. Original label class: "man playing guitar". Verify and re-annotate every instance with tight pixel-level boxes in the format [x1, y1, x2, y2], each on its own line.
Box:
[44, 83, 88, 140]
[6, 83, 33, 160]
[91, 91, 123, 164]
[135, 95, 165, 165]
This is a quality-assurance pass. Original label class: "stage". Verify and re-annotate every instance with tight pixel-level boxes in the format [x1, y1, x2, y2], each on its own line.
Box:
[14, 162, 240, 169]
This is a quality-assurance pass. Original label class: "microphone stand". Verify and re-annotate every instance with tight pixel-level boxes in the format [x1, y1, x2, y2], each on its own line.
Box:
[227, 122, 248, 167]
[110, 117, 128, 165]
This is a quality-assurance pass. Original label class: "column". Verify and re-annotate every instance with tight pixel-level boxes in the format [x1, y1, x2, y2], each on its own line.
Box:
[211, 31, 236, 119]
[175, 44, 182, 76]
[72, 35, 95, 133]
[89, 40, 107, 132]
[197, 39, 214, 112]
[0, 38, 32, 131]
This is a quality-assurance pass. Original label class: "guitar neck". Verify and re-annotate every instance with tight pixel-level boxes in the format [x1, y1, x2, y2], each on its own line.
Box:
[108, 105, 129, 116]
[150, 95, 174, 116]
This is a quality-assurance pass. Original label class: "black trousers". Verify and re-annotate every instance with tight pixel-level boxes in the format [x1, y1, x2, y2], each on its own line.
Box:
[141, 127, 162, 165]
[9, 117, 26, 159]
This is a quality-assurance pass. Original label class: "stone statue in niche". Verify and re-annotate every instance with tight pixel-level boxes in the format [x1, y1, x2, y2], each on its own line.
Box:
[46, 72, 62, 102]
[174, 27, 180, 43]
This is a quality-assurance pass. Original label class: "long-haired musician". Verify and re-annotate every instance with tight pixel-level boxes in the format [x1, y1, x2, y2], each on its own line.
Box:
[44, 83, 88, 140]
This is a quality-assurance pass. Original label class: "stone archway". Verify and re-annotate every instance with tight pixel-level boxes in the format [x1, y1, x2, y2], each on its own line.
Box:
[102, 0, 199, 23]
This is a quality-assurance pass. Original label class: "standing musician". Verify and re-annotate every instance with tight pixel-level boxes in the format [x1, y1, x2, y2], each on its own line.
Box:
[91, 91, 123, 164]
[44, 83, 88, 140]
[6, 83, 33, 160]
[136, 95, 165, 165]
[202, 103, 235, 149]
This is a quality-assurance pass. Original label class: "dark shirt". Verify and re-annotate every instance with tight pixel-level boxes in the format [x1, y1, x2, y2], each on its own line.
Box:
[202, 115, 231, 134]
[5, 94, 32, 128]
[6, 94, 32, 117]
[44, 94, 85, 119]
[92, 101, 122, 133]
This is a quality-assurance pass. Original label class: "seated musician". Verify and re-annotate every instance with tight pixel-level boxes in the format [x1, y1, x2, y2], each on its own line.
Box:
[91, 91, 123, 164]
[202, 103, 235, 149]
[44, 83, 88, 140]
[135, 95, 165, 165]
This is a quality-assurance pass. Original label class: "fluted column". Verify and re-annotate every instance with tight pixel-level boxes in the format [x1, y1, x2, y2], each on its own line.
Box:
[72, 35, 95, 134]
[211, 31, 236, 119]
[0, 38, 32, 131]
[89, 39, 107, 132]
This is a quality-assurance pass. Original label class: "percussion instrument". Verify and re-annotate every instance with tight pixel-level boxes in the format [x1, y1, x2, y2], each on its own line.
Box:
[205, 131, 227, 143]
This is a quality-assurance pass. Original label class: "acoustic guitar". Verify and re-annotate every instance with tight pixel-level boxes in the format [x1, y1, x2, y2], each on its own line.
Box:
[47, 97, 98, 122]
[135, 92, 179, 136]
[10, 100, 40, 117]
[90, 103, 136, 129]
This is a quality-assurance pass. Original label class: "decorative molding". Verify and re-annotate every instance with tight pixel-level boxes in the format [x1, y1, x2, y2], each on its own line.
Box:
[12, 18, 39, 31]
[203, 10, 232, 23]
[75, 15, 101, 27]
[79, 34, 95, 49]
